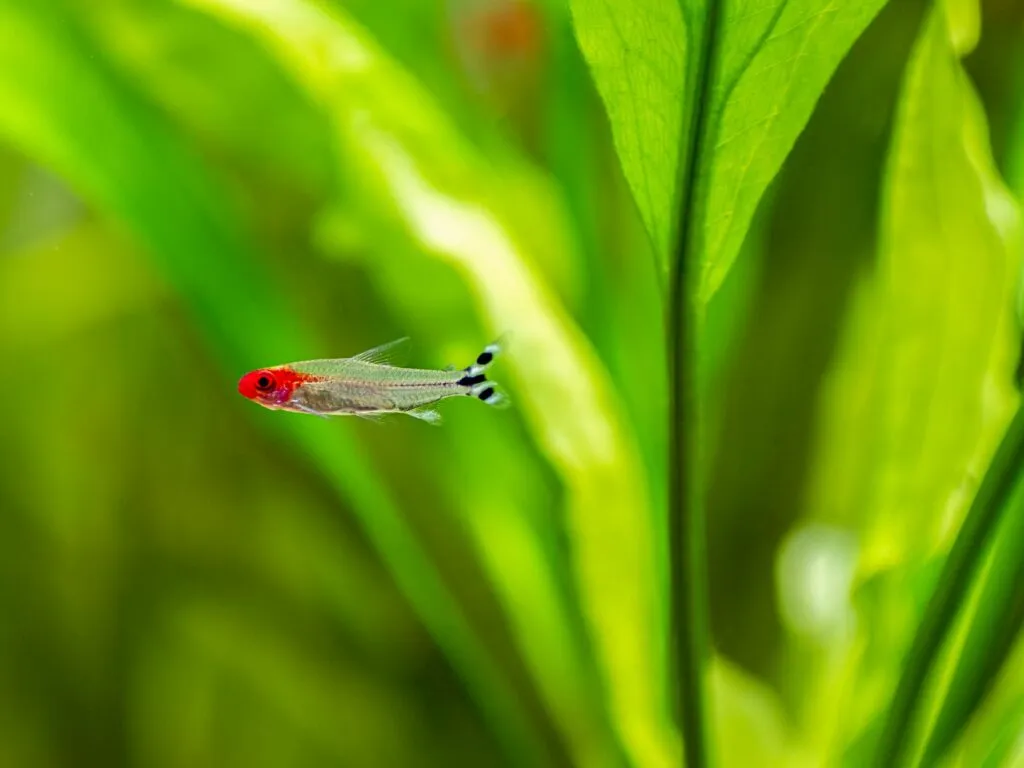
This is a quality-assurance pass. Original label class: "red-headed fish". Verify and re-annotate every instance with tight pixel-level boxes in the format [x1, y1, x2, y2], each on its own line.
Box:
[238, 338, 507, 424]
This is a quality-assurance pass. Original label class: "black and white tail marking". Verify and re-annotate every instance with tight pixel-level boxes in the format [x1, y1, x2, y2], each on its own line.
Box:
[457, 340, 508, 408]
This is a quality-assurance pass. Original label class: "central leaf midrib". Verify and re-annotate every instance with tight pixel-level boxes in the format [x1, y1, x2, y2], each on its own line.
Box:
[667, 1, 724, 767]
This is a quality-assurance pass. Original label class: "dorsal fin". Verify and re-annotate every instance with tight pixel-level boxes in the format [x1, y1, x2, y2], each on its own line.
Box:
[350, 337, 411, 366]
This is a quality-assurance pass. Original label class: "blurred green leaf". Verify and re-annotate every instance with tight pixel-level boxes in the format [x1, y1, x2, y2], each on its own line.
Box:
[0, 4, 554, 765]
[0, 222, 164, 350]
[134, 600, 430, 768]
[940, 654, 1024, 768]
[709, 658, 808, 768]
[934, 604, 1024, 768]
[912, 446, 1024, 766]
[568, 0, 890, 295]
[865, 0, 1019, 574]
[803, 0, 1020, 761]
[82, 0, 334, 194]
[768, 0, 1023, 761]
[180, 0, 676, 765]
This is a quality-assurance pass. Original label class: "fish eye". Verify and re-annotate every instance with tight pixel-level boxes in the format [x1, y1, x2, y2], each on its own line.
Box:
[255, 373, 274, 391]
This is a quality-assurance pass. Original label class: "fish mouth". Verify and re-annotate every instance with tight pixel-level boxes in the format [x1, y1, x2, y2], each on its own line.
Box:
[237, 375, 256, 399]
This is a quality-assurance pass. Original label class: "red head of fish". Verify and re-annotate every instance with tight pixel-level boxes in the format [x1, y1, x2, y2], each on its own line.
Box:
[238, 368, 303, 408]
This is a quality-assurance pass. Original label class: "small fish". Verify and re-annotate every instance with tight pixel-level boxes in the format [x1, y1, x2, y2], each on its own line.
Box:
[237, 338, 507, 424]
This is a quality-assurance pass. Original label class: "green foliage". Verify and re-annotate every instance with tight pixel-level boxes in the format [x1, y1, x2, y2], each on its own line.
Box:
[867, 4, 1022, 761]
[567, 0, 687, 270]
[2, 0, 1024, 767]
[569, 0, 889, 295]
[182, 1, 670, 764]
[916, 442, 1024, 766]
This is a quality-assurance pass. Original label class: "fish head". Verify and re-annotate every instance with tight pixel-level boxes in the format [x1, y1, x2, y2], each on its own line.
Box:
[238, 368, 293, 408]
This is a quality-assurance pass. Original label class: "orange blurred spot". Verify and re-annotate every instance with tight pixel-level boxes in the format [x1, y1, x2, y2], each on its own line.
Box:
[465, 0, 543, 60]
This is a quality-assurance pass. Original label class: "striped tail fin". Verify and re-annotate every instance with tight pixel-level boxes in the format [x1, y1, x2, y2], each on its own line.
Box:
[458, 339, 510, 408]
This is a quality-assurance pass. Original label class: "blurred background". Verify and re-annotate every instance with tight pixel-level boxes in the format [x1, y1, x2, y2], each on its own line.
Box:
[2, 0, 1024, 766]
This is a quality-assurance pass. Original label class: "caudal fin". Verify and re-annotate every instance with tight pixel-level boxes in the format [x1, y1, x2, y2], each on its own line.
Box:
[457, 339, 510, 408]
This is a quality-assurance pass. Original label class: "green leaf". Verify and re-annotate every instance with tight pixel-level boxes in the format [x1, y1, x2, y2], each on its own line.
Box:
[866, 1, 1018, 570]
[567, 0, 687, 273]
[137, 601, 434, 767]
[710, 658, 804, 768]
[178, 0, 677, 766]
[0, 5, 553, 765]
[912, 452, 1024, 766]
[939, 643, 1024, 768]
[82, 0, 334, 192]
[569, 0, 890, 296]
[832, 0, 1021, 761]
[0, 222, 164, 350]
[780, 0, 1021, 761]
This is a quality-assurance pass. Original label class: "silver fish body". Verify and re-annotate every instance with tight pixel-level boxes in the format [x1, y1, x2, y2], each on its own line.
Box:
[288, 361, 470, 414]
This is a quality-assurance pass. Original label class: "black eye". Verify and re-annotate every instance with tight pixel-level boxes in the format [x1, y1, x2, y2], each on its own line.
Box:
[256, 375, 272, 390]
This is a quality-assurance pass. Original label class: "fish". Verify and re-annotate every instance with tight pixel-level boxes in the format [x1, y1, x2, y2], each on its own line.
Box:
[237, 337, 508, 424]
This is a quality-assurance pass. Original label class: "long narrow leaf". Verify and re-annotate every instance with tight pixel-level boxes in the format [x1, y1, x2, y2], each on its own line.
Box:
[913, 442, 1024, 765]
[871, 0, 1022, 762]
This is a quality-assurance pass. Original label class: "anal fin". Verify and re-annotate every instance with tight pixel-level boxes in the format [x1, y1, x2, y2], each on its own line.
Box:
[355, 412, 387, 423]
[407, 408, 442, 426]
